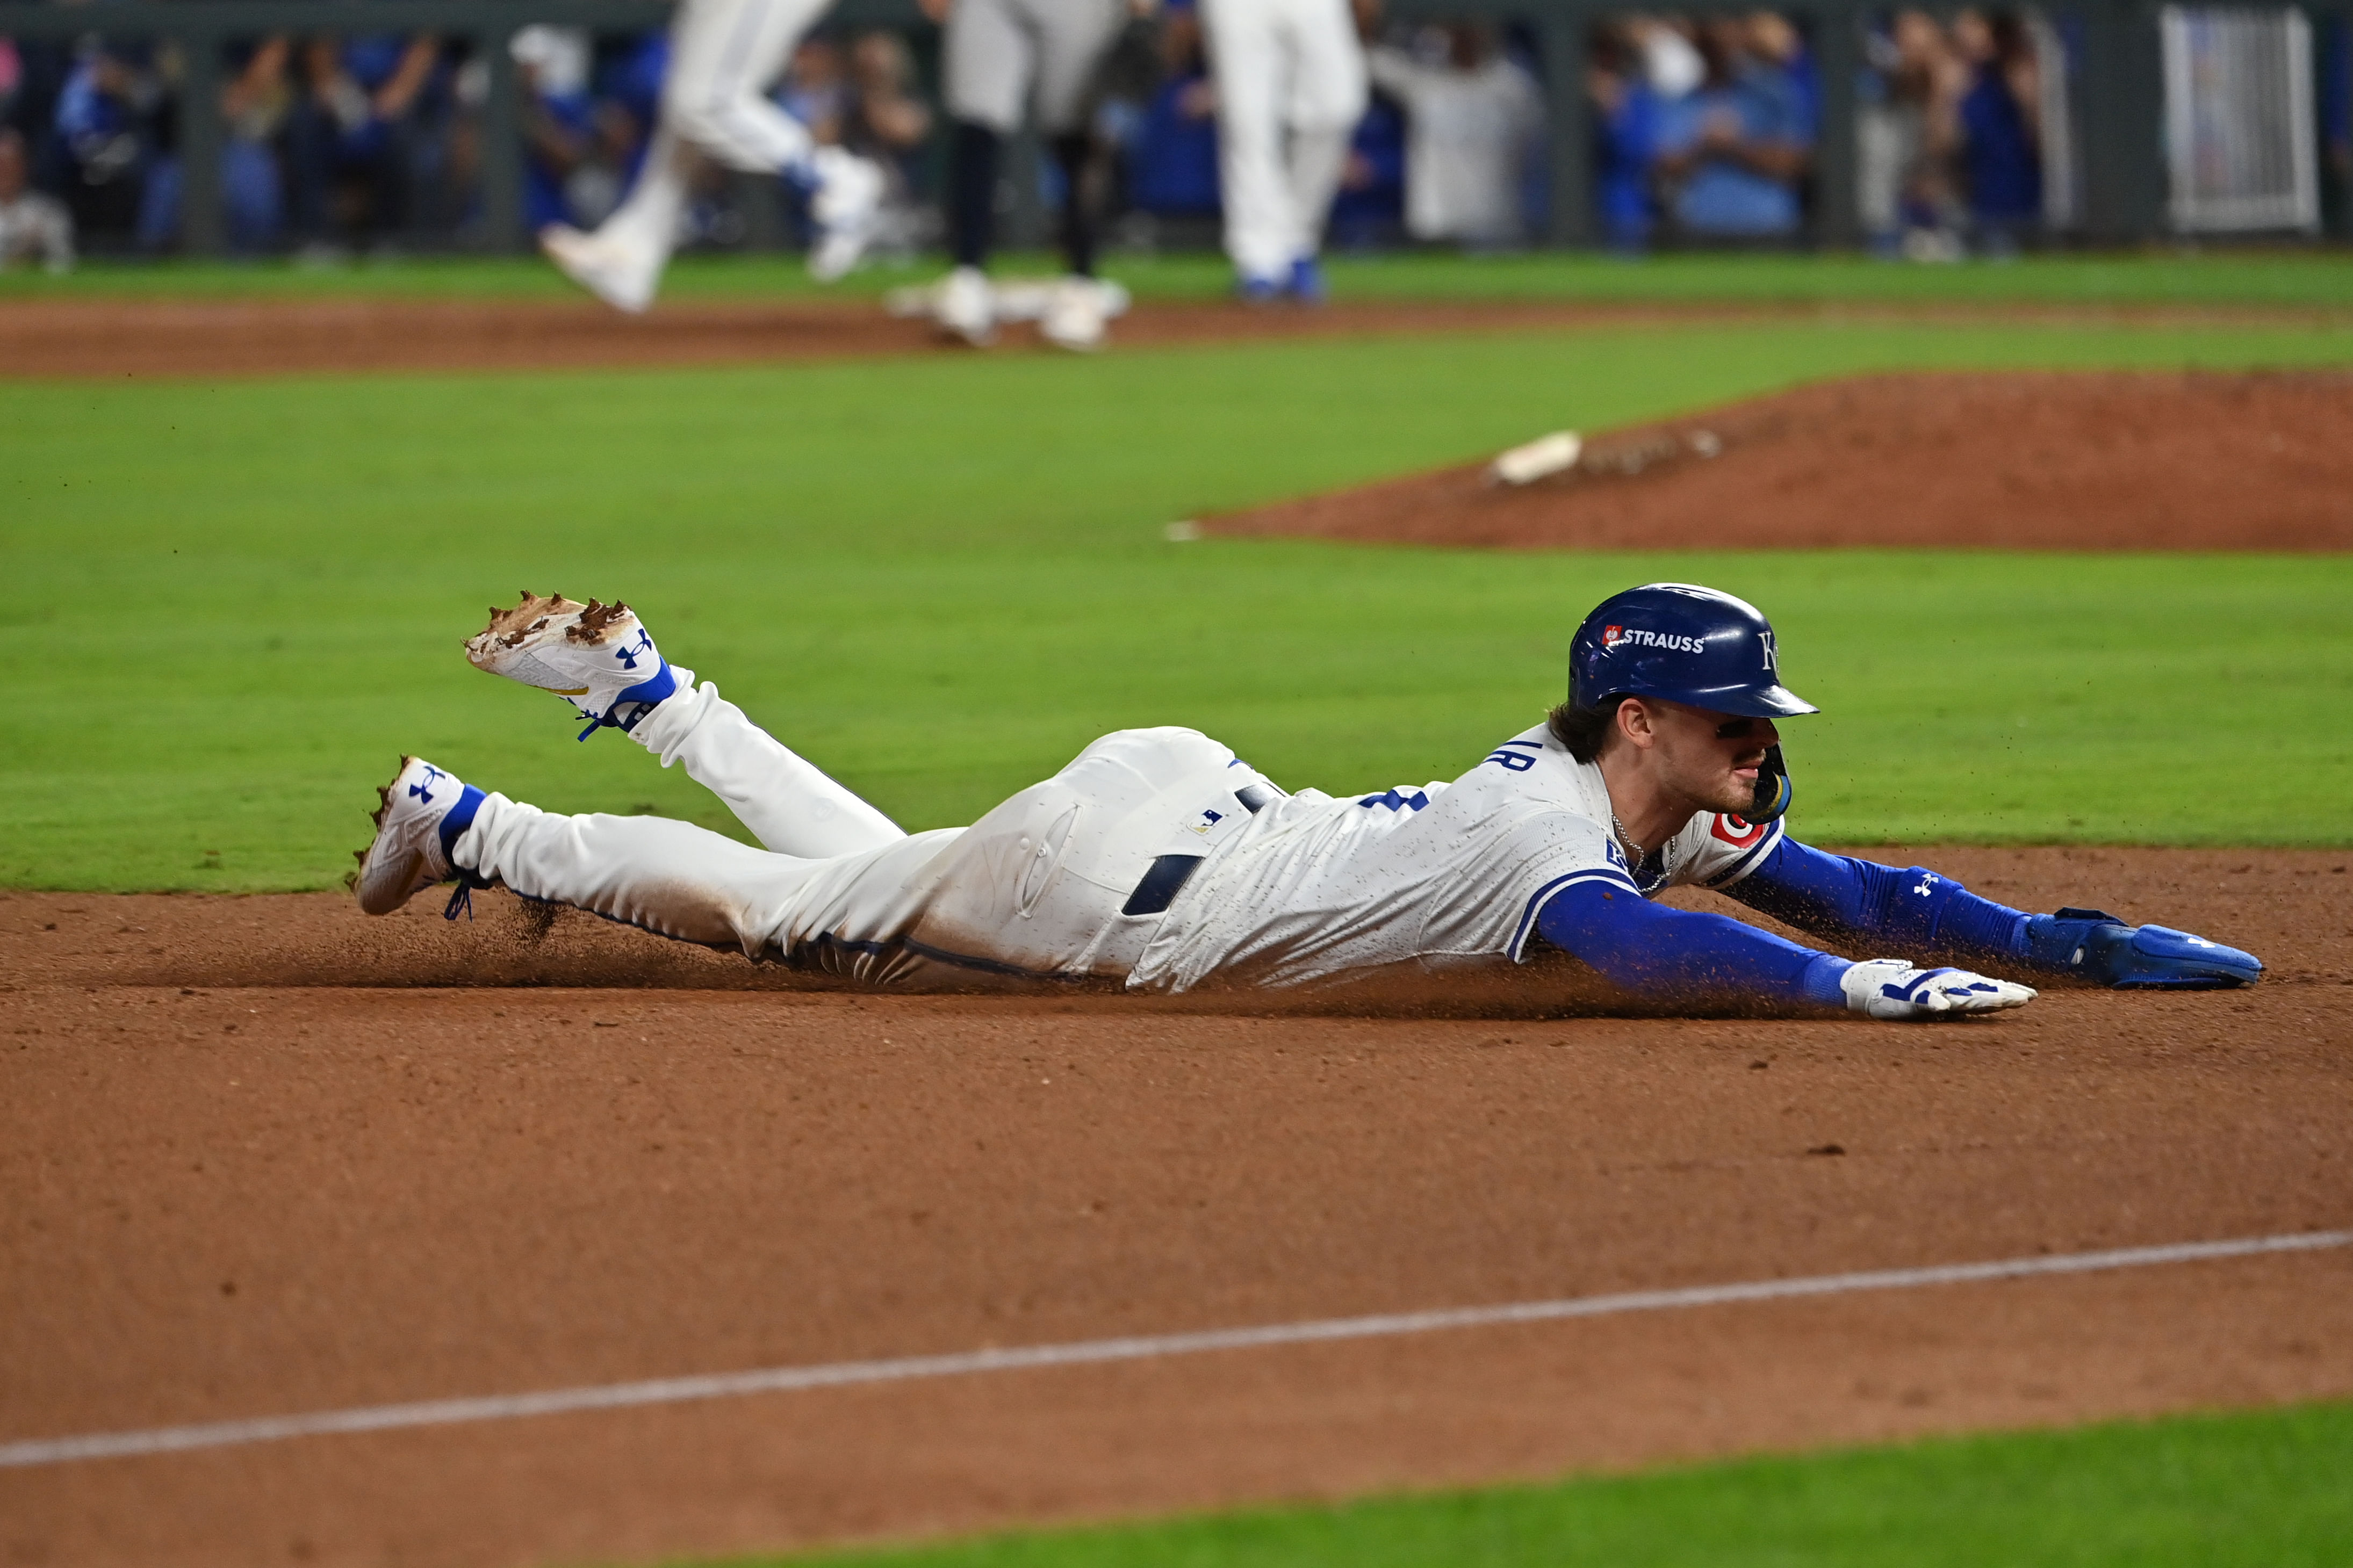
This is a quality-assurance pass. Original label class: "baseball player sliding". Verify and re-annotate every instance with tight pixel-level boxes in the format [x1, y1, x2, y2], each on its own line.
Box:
[356, 584, 2262, 1015]
[538, 0, 887, 312]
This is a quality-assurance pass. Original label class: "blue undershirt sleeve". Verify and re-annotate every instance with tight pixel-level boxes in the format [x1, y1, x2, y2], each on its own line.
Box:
[1723, 837, 2029, 962]
[1534, 879, 1852, 1009]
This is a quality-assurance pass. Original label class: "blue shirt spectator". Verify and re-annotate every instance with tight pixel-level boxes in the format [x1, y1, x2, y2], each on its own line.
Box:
[1955, 15, 2042, 226]
[1652, 23, 1811, 237]
[1327, 90, 1405, 243]
[1593, 74, 1665, 246]
[1128, 9, 1220, 216]
[1959, 64, 2037, 219]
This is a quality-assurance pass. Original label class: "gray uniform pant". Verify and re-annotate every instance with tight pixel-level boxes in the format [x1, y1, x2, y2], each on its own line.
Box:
[945, 0, 1129, 135]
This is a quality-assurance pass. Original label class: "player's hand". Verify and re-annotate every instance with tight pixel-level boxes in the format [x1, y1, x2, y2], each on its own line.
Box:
[2024, 908, 2263, 988]
[1841, 959, 2036, 1022]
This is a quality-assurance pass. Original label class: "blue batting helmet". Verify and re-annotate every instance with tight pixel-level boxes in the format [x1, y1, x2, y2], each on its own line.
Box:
[1568, 583, 1818, 720]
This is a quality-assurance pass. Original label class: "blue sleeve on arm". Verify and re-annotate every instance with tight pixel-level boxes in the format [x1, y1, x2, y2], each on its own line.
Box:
[1534, 880, 1851, 1009]
[1724, 837, 2028, 960]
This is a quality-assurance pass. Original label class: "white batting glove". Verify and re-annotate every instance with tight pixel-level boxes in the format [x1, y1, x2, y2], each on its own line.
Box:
[1840, 959, 2037, 1022]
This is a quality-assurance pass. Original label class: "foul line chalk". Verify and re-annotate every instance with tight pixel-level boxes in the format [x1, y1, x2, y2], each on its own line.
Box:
[5, 1228, 2345, 1471]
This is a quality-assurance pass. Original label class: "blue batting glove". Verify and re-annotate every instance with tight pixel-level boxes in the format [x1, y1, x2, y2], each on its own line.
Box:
[2023, 907, 2264, 989]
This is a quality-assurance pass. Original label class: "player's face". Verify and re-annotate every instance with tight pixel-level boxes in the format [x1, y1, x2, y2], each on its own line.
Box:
[1647, 700, 1780, 816]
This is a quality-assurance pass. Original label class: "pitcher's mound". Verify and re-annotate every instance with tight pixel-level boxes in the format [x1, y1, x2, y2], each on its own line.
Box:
[1207, 371, 2353, 552]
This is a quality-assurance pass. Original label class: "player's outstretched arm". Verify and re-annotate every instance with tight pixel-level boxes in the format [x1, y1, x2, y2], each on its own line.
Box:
[1533, 883, 2033, 1022]
[1722, 839, 2263, 989]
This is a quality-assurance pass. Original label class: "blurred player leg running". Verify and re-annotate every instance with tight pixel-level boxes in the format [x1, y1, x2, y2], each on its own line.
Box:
[1198, 0, 1366, 302]
[540, 0, 886, 312]
[931, 0, 1130, 349]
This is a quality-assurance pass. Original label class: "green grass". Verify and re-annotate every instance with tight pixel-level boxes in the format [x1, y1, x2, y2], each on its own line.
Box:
[8, 317, 2353, 891]
[6, 247, 2353, 308]
[726, 1402, 2353, 1568]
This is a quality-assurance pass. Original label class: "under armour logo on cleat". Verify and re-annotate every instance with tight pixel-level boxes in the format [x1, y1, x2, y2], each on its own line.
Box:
[1913, 876, 1936, 897]
[614, 630, 652, 670]
[407, 764, 446, 805]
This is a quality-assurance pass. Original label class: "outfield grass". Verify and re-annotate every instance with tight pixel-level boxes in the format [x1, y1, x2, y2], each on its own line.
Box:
[4, 247, 2352, 309]
[737, 1403, 2353, 1568]
[8, 316, 2353, 891]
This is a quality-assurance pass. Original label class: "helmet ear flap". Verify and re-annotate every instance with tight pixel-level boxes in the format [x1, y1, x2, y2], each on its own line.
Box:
[1748, 744, 1794, 823]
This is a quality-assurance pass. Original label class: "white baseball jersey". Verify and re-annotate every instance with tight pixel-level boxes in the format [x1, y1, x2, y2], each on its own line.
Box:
[1129, 721, 1785, 991]
[456, 683, 1789, 994]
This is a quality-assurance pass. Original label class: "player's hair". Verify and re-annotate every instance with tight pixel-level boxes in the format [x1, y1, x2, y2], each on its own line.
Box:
[1548, 698, 1625, 763]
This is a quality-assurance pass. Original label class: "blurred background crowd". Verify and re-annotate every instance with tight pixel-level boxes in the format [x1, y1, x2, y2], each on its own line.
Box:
[0, 0, 2345, 270]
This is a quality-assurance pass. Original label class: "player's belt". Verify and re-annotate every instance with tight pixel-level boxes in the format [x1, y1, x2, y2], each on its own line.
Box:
[1120, 782, 1278, 917]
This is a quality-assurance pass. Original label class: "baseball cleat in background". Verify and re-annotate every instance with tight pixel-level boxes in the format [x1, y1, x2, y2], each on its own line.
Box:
[354, 756, 483, 916]
[804, 146, 886, 283]
[1040, 276, 1116, 352]
[1235, 272, 1285, 306]
[538, 224, 658, 315]
[465, 592, 678, 740]
[1286, 256, 1328, 305]
[930, 265, 997, 346]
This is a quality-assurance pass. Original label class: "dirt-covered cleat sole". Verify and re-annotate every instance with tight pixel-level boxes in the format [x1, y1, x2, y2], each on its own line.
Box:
[354, 755, 482, 916]
[465, 591, 677, 739]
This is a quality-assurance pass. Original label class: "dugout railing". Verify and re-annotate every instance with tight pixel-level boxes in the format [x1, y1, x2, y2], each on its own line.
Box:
[0, 0, 2343, 256]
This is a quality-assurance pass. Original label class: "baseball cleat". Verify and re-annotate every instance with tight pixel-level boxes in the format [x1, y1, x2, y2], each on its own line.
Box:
[932, 264, 996, 345]
[805, 146, 885, 283]
[354, 755, 484, 916]
[1040, 276, 1112, 352]
[466, 591, 678, 740]
[1235, 272, 1285, 306]
[1286, 256, 1328, 305]
[539, 223, 658, 315]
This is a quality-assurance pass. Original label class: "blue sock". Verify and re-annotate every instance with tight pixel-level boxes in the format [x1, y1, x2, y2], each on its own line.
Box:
[437, 784, 485, 868]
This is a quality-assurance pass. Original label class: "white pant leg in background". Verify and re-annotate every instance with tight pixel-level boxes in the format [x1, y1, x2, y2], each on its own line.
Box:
[592, 0, 831, 267]
[1200, 0, 1368, 280]
[628, 667, 905, 858]
[448, 726, 1269, 988]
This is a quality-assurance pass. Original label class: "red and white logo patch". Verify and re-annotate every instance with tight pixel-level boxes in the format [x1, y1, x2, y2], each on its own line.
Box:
[1711, 813, 1767, 848]
[1602, 624, 1625, 648]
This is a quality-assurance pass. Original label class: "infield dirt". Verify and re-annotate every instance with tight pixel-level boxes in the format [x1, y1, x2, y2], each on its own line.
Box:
[1206, 370, 2353, 552]
[4, 846, 2349, 1568]
[2, 295, 2346, 379]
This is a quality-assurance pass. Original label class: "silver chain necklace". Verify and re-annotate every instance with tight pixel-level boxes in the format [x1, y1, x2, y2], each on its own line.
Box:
[1611, 812, 1672, 892]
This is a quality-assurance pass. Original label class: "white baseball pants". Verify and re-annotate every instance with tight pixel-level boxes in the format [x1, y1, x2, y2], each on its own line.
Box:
[1199, 0, 1368, 280]
[447, 673, 1276, 989]
[590, 0, 830, 270]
